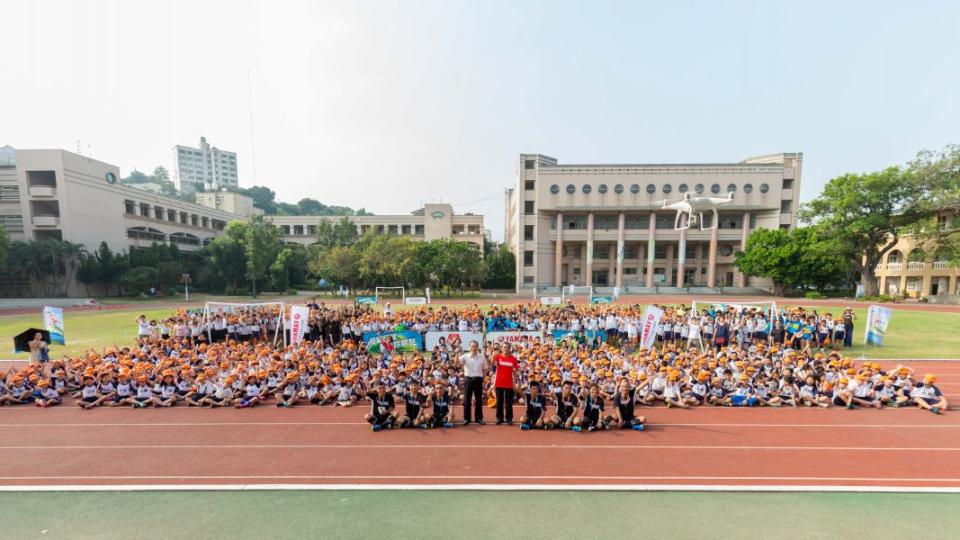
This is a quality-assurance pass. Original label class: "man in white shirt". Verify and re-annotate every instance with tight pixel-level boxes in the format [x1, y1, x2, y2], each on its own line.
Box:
[460, 340, 488, 425]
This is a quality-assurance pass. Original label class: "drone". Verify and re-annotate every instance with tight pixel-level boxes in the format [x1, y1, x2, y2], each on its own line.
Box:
[662, 192, 734, 231]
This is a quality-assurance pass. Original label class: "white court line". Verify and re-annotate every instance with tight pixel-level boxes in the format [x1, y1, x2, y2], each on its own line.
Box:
[0, 421, 958, 429]
[0, 483, 958, 493]
[0, 443, 958, 451]
[2, 474, 958, 482]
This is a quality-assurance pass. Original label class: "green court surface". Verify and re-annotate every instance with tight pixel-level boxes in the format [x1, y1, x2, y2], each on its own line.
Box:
[1, 491, 958, 539]
[2, 302, 959, 360]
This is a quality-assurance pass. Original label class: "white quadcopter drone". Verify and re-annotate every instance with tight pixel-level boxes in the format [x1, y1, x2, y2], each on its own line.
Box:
[662, 192, 734, 231]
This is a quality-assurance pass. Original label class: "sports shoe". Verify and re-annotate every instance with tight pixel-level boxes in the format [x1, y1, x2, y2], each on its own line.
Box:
[931, 407, 941, 415]
[476, 419, 486, 425]
[587, 426, 596, 432]
[571, 426, 582, 433]
[520, 423, 530, 431]
[443, 422, 453, 428]
[495, 420, 503, 425]
[372, 424, 381, 432]
[631, 424, 645, 432]
[462, 420, 471, 426]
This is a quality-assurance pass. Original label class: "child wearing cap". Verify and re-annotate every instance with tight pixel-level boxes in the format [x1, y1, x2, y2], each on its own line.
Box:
[849, 374, 881, 409]
[131, 374, 159, 408]
[154, 370, 180, 408]
[75, 372, 101, 409]
[912, 375, 947, 415]
[799, 376, 830, 408]
[33, 379, 62, 407]
[234, 373, 264, 408]
[275, 372, 302, 408]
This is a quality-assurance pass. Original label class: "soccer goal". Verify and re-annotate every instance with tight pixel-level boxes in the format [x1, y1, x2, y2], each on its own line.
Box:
[562, 285, 593, 303]
[201, 301, 286, 346]
[374, 286, 405, 304]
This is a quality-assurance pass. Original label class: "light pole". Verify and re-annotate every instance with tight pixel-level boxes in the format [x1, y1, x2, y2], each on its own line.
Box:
[181, 273, 192, 302]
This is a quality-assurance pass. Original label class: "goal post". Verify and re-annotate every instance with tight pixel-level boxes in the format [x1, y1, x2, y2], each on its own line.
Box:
[201, 301, 287, 346]
[374, 286, 405, 304]
[561, 285, 593, 303]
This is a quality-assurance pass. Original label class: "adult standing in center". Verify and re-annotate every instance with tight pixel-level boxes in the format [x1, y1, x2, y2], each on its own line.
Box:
[492, 342, 519, 425]
[460, 340, 487, 425]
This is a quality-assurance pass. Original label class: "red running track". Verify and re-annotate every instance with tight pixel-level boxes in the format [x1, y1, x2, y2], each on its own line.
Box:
[0, 361, 958, 490]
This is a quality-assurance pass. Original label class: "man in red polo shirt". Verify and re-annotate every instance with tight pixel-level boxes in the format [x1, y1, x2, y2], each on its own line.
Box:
[493, 342, 519, 425]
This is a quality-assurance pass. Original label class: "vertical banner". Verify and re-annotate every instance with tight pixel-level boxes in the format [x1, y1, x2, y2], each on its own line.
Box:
[43, 306, 65, 345]
[864, 305, 892, 346]
[616, 240, 624, 264]
[289, 305, 310, 345]
[647, 239, 655, 265]
[639, 305, 664, 349]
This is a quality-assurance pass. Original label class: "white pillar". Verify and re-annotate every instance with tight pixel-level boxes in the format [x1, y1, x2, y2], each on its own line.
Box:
[646, 212, 657, 287]
[676, 229, 687, 288]
[585, 213, 594, 288]
[554, 212, 563, 287]
[615, 212, 625, 289]
[738, 212, 750, 287]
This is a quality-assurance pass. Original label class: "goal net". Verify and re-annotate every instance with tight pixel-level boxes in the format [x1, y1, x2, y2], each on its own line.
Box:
[562, 285, 593, 302]
[201, 301, 286, 346]
[374, 286, 405, 303]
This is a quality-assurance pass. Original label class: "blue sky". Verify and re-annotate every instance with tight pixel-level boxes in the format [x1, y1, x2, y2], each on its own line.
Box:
[3, 0, 958, 239]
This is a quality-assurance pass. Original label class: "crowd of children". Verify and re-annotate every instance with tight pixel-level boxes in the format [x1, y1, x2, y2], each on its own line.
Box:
[0, 303, 948, 427]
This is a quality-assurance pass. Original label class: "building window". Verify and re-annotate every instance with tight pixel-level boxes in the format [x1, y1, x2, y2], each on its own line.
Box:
[402, 224, 411, 234]
[124, 200, 135, 214]
[415, 225, 424, 235]
[662, 184, 672, 194]
[711, 184, 721, 194]
[759, 183, 770, 194]
[281, 225, 291, 235]
[695, 183, 705, 194]
[624, 244, 638, 259]
[139, 203, 150, 216]
[743, 183, 753, 193]
[167, 209, 177, 222]
[564, 216, 587, 230]
[727, 183, 737, 193]
[630, 184, 640, 194]
[645, 184, 656, 194]
[191, 215, 199, 226]
[781, 200, 792, 213]
[550, 184, 560, 194]
[625, 214, 649, 229]
[154, 206, 163, 219]
[719, 245, 734, 257]
[938, 215, 949, 231]
[624, 267, 637, 275]
[598, 184, 608, 194]
[525, 180, 535, 190]
[293, 225, 304, 235]
[523, 276, 535, 284]
[718, 215, 741, 229]
[582, 184, 592, 194]
[524, 225, 534, 241]
[783, 178, 794, 190]
[523, 250, 534, 266]
[655, 214, 674, 229]
[524, 200, 535, 213]
[654, 245, 667, 259]
[594, 216, 617, 230]
[388, 225, 398, 234]
[525, 159, 535, 170]
[565, 184, 576, 194]
[678, 183, 688, 193]
[375, 225, 384, 233]
[614, 184, 624, 194]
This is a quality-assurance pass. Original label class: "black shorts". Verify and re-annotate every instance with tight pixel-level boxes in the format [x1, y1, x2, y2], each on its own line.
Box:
[429, 414, 448, 427]
[81, 396, 98, 404]
[833, 396, 847, 407]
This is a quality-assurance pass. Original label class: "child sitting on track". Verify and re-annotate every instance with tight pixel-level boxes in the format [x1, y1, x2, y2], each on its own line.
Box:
[520, 380, 548, 430]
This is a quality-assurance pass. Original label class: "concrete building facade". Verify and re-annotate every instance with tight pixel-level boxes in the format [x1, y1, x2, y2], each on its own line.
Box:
[195, 190, 263, 219]
[172, 136, 238, 194]
[872, 208, 959, 299]
[265, 203, 484, 247]
[505, 153, 803, 292]
[0, 147, 245, 254]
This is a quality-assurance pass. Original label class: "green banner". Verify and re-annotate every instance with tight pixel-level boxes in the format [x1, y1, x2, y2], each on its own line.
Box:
[356, 296, 378, 305]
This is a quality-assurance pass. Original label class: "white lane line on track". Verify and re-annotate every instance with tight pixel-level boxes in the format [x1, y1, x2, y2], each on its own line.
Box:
[0, 422, 958, 428]
[0, 483, 958, 493]
[1, 444, 958, 451]
[0, 475, 958, 482]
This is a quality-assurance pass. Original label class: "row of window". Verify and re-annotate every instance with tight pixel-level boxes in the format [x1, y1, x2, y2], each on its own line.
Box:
[523, 244, 738, 266]
[549, 182, 771, 196]
[540, 213, 755, 230]
[126, 227, 209, 246]
[123, 200, 227, 231]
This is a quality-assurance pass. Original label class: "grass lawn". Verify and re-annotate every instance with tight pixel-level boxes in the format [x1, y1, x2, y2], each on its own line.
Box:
[2, 301, 958, 360]
[1, 491, 958, 539]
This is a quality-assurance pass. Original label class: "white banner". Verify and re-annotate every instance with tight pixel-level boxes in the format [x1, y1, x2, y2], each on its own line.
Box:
[484, 331, 544, 344]
[424, 331, 484, 350]
[404, 297, 427, 305]
[639, 305, 664, 349]
[43, 306, 65, 345]
[540, 296, 562, 305]
[289, 306, 309, 344]
[865, 305, 893, 346]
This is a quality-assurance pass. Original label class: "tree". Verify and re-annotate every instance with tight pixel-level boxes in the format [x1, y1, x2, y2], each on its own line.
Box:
[735, 227, 851, 294]
[95, 242, 124, 296]
[800, 167, 933, 296]
[240, 186, 279, 215]
[314, 217, 359, 251]
[152, 166, 170, 183]
[482, 242, 516, 289]
[0, 224, 9, 268]
[224, 220, 283, 295]
[120, 266, 159, 295]
[905, 145, 960, 267]
[310, 246, 362, 291]
[76, 254, 101, 296]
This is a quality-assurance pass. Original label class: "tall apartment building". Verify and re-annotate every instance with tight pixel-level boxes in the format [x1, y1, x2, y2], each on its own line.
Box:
[172, 136, 238, 194]
[505, 152, 803, 292]
[265, 203, 484, 248]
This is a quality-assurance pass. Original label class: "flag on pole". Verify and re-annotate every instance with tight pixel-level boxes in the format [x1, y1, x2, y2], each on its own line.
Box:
[864, 305, 893, 346]
[289, 305, 310, 345]
[639, 305, 664, 349]
[43, 306, 65, 345]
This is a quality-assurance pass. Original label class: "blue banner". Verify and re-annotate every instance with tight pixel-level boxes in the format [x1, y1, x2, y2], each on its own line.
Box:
[356, 296, 378, 305]
[551, 329, 605, 343]
[363, 330, 423, 353]
[590, 296, 612, 304]
[43, 306, 65, 345]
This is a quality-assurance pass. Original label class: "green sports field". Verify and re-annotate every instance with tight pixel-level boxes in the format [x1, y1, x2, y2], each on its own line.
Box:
[1, 491, 958, 539]
[2, 302, 958, 360]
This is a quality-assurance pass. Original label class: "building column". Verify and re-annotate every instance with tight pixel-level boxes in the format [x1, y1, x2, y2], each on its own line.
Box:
[665, 244, 675, 286]
[645, 212, 657, 287]
[615, 213, 625, 290]
[607, 243, 616, 285]
[949, 274, 957, 295]
[898, 275, 907, 296]
[554, 212, 563, 287]
[707, 225, 719, 288]
[585, 213, 594, 288]
[738, 212, 750, 287]
[676, 229, 687, 288]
